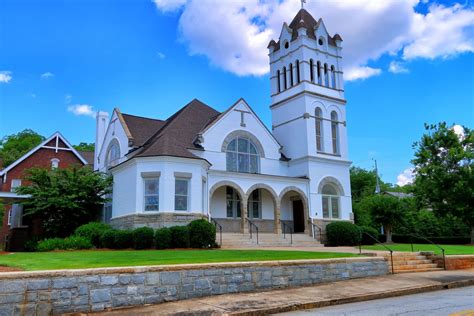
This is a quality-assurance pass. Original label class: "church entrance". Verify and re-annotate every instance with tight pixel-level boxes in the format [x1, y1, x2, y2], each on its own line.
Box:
[292, 200, 305, 233]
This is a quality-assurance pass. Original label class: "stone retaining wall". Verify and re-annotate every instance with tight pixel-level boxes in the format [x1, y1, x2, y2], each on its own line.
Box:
[110, 213, 204, 230]
[0, 257, 388, 315]
[428, 255, 474, 270]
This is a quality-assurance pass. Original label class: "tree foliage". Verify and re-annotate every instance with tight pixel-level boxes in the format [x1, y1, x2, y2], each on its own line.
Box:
[16, 166, 112, 238]
[0, 129, 45, 168]
[412, 122, 473, 242]
[358, 194, 406, 243]
[73, 142, 95, 152]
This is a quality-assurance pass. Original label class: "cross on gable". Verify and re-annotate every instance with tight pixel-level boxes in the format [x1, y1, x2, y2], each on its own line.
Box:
[234, 109, 251, 127]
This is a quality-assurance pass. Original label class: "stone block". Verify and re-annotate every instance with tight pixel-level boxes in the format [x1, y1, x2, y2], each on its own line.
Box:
[13, 303, 35, 316]
[0, 294, 23, 304]
[127, 286, 138, 295]
[194, 278, 211, 290]
[91, 289, 111, 304]
[146, 272, 161, 285]
[78, 284, 89, 296]
[53, 277, 77, 289]
[79, 276, 100, 283]
[27, 279, 50, 291]
[73, 295, 89, 306]
[161, 272, 180, 285]
[111, 287, 127, 295]
[100, 275, 118, 286]
[119, 275, 131, 285]
[186, 270, 203, 277]
[36, 302, 52, 315]
[132, 275, 145, 284]
[144, 295, 163, 305]
[112, 296, 130, 308]
[0, 281, 26, 293]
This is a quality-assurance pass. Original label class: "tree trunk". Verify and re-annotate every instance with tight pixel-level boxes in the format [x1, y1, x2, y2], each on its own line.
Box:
[385, 226, 393, 244]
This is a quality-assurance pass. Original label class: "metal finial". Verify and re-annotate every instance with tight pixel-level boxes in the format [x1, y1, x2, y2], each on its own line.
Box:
[301, 0, 306, 9]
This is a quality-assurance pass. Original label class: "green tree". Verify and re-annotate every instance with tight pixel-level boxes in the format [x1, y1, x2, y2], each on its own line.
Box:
[73, 142, 95, 152]
[16, 166, 112, 238]
[358, 194, 405, 243]
[0, 129, 45, 168]
[412, 122, 474, 243]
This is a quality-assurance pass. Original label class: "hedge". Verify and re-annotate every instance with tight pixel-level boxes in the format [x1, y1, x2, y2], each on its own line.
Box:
[133, 227, 155, 250]
[155, 227, 172, 249]
[74, 222, 112, 248]
[326, 221, 361, 246]
[37, 236, 93, 252]
[170, 226, 190, 248]
[188, 219, 216, 248]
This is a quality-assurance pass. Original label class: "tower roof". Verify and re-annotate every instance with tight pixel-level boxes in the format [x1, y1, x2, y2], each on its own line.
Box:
[268, 8, 341, 51]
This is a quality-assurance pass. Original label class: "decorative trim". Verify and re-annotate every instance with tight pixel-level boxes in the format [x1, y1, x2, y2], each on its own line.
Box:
[271, 90, 346, 110]
[317, 176, 345, 196]
[141, 172, 161, 178]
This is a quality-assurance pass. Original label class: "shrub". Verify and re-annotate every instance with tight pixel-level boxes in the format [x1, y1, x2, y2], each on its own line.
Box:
[357, 225, 379, 245]
[74, 222, 112, 248]
[114, 230, 134, 249]
[23, 238, 39, 252]
[100, 230, 116, 249]
[188, 219, 216, 248]
[155, 227, 172, 249]
[170, 226, 190, 248]
[326, 221, 361, 246]
[37, 236, 92, 252]
[133, 227, 155, 250]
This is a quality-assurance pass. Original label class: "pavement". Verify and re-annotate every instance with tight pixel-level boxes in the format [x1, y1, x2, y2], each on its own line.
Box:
[277, 285, 474, 315]
[88, 269, 474, 316]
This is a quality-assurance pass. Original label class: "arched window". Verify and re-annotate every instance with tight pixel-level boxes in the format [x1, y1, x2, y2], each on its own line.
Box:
[51, 158, 60, 169]
[283, 67, 287, 90]
[317, 61, 322, 85]
[331, 65, 336, 89]
[322, 183, 340, 218]
[106, 139, 120, 168]
[296, 60, 301, 83]
[324, 63, 329, 87]
[226, 186, 242, 218]
[331, 111, 339, 154]
[315, 108, 323, 152]
[289, 63, 294, 87]
[309, 59, 314, 83]
[247, 189, 261, 219]
[276, 70, 281, 93]
[226, 137, 260, 174]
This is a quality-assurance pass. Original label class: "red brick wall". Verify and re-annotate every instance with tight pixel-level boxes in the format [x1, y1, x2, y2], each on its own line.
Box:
[430, 255, 474, 270]
[1, 148, 85, 246]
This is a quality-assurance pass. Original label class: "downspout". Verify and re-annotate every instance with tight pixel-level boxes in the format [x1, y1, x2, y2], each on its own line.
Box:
[306, 177, 314, 238]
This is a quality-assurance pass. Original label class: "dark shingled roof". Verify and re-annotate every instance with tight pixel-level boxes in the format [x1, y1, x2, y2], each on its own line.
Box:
[77, 150, 94, 166]
[270, 9, 340, 51]
[121, 113, 166, 147]
[130, 99, 220, 160]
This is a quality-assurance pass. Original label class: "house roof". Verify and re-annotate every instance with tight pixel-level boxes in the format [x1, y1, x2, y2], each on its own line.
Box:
[129, 99, 220, 160]
[77, 150, 94, 165]
[0, 132, 88, 176]
[269, 9, 341, 51]
[121, 113, 166, 147]
[383, 191, 414, 199]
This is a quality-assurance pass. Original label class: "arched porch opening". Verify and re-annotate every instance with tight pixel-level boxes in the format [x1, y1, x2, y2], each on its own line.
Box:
[209, 181, 246, 233]
[279, 187, 310, 234]
[245, 184, 280, 234]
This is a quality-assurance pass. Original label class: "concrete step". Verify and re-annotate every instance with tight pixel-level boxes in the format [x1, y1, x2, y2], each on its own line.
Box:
[393, 267, 444, 274]
[389, 259, 434, 266]
[390, 263, 439, 270]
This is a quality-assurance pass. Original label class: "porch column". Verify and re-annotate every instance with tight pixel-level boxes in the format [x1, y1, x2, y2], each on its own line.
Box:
[274, 201, 282, 234]
[241, 197, 249, 234]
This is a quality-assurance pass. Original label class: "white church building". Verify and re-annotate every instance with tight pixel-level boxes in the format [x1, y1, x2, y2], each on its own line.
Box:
[94, 8, 352, 239]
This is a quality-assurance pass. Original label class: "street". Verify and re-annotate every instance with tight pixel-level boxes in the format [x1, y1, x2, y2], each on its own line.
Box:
[277, 286, 474, 316]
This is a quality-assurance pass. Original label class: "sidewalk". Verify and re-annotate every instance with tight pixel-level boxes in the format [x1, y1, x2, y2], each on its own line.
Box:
[89, 269, 474, 316]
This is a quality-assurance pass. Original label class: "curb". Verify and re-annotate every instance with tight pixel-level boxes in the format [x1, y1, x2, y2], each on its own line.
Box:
[230, 279, 474, 315]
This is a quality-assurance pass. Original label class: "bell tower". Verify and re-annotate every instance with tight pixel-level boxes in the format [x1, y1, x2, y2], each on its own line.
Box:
[269, 8, 347, 162]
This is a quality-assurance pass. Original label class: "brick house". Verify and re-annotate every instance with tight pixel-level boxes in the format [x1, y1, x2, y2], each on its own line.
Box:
[0, 132, 92, 250]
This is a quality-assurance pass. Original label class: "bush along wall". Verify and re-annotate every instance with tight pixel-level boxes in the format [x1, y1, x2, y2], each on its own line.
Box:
[35, 219, 217, 251]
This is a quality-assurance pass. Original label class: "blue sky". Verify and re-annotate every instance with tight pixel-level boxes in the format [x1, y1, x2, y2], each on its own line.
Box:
[0, 0, 473, 185]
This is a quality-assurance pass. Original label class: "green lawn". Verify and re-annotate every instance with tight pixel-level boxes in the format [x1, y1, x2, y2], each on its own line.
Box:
[361, 243, 474, 255]
[0, 249, 358, 271]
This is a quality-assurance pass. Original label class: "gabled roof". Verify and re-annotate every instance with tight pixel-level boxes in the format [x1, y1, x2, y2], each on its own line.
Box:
[121, 113, 166, 147]
[0, 132, 88, 176]
[77, 150, 94, 165]
[129, 99, 220, 160]
[269, 9, 341, 51]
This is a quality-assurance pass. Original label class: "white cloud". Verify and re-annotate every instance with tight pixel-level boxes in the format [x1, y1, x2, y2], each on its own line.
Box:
[157, 52, 166, 59]
[40, 72, 55, 80]
[152, 0, 474, 80]
[345, 66, 382, 81]
[397, 168, 415, 186]
[68, 104, 96, 118]
[0, 71, 12, 83]
[389, 61, 409, 74]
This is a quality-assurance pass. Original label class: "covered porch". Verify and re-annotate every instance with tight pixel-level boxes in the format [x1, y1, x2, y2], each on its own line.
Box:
[208, 173, 310, 235]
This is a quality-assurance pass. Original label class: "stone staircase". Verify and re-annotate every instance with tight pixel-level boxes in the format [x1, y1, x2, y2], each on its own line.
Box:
[219, 232, 324, 248]
[386, 252, 443, 273]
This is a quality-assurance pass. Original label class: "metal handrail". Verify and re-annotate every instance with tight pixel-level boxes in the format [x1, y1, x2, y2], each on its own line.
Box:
[311, 222, 323, 242]
[245, 218, 259, 244]
[407, 233, 446, 270]
[359, 230, 395, 274]
[210, 218, 223, 247]
[281, 221, 293, 244]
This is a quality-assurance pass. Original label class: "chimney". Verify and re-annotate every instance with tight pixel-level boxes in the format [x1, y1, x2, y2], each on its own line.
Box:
[94, 111, 109, 170]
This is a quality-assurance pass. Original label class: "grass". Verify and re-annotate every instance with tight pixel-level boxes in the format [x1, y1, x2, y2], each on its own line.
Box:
[361, 243, 474, 255]
[0, 249, 358, 271]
